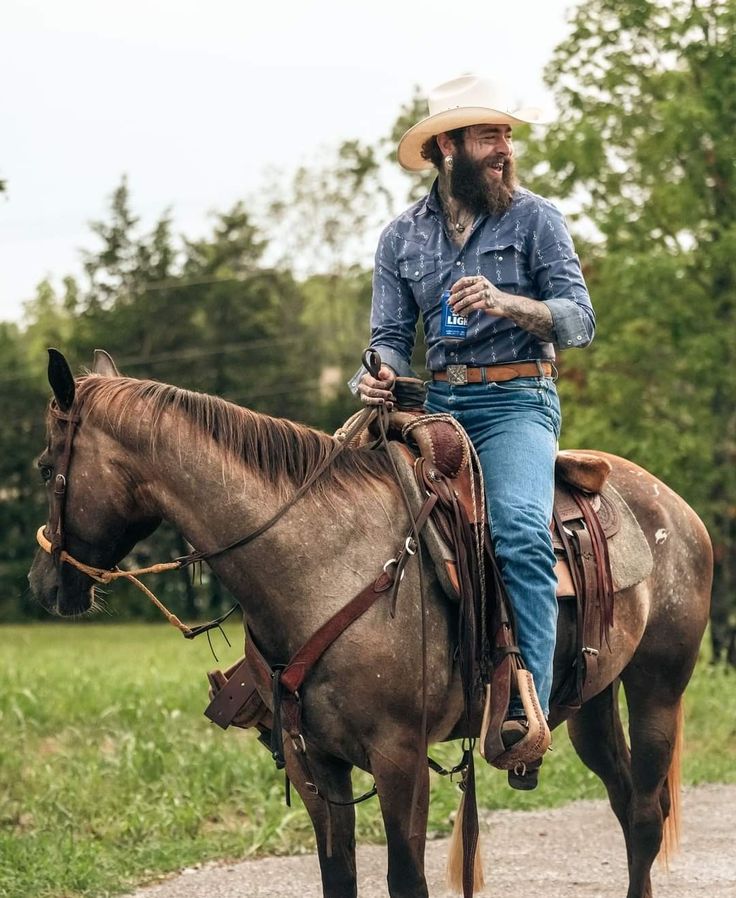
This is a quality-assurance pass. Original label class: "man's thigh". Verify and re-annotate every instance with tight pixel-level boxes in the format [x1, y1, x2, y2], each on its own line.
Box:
[459, 381, 560, 532]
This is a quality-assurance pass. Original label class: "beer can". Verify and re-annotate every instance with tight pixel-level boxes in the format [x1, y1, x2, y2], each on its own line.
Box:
[440, 290, 468, 342]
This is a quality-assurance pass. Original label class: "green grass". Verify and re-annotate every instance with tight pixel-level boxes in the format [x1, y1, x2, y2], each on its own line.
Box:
[1, 623, 734, 898]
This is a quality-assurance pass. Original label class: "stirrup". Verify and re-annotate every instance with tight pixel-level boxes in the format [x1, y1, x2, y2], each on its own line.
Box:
[481, 670, 551, 769]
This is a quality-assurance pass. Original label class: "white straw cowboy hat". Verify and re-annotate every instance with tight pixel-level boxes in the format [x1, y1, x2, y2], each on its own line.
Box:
[397, 73, 546, 172]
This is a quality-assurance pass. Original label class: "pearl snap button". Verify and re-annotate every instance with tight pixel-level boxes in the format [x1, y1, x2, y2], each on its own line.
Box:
[456, 261, 461, 266]
[576, 335, 582, 341]
[414, 270, 419, 276]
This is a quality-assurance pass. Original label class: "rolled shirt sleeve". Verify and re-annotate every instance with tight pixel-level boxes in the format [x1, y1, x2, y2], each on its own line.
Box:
[529, 201, 596, 349]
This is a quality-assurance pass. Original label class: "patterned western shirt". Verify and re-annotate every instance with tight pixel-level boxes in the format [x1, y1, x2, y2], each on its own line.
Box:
[351, 181, 594, 386]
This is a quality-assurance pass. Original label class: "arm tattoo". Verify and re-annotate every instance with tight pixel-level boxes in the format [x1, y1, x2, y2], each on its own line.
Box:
[496, 293, 556, 342]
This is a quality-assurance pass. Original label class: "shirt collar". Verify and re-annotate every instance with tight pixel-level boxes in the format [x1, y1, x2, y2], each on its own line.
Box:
[424, 179, 442, 215]
[425, 178, 442, 213]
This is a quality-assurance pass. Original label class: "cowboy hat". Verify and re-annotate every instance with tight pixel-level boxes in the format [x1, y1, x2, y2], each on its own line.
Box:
[397, 73, 546, 172]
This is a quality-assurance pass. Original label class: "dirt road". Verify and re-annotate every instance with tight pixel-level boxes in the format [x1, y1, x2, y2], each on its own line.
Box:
[126, 784, 736, 897]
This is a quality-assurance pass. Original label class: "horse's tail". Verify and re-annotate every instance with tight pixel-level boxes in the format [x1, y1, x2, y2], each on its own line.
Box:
[659, 698, 684, 866]
[446, 789, 485, 893]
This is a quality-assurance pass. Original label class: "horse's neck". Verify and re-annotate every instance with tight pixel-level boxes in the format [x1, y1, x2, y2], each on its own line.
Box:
[130, 412, 404, 652]
[136, 419, 286, 577]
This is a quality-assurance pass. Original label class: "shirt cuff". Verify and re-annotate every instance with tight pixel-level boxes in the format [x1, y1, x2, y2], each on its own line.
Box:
[347, 346, 417, 396]
[542, 297, 594, 349]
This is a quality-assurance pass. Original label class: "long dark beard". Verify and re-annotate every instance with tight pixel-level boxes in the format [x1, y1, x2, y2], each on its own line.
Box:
[450, 149, 517, 217]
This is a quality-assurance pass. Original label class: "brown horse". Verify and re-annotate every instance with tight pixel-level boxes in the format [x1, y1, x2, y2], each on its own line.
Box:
[28, 350, 712, 898]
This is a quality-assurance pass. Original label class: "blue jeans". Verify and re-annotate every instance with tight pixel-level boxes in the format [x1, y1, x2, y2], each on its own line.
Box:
[425, 376, 561, 717]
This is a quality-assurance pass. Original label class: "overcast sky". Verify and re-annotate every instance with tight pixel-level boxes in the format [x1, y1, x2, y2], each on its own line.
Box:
[0, 0, 576, 323]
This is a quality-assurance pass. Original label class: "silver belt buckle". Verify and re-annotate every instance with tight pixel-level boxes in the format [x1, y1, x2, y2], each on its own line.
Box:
[446, 364, 468, 385]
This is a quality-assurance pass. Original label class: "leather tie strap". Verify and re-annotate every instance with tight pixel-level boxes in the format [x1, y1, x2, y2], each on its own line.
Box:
[279, 492, 437, 695]
[48, 405, 81, 562]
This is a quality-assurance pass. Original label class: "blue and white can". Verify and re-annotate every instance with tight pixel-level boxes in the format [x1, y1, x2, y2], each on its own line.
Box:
[440, 290, 468, 342]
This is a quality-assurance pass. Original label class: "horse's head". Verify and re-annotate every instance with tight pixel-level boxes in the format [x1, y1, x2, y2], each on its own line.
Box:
[28, 349, 161, 616]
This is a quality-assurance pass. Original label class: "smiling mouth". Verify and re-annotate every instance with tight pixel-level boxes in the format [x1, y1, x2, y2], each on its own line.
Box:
[487, 158, 505, 174]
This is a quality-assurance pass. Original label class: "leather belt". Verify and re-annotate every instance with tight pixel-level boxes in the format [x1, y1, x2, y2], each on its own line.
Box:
[432, 361, 553, 385]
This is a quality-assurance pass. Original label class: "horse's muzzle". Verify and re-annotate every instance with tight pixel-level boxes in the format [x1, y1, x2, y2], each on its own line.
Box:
[28, 550, 95, 616]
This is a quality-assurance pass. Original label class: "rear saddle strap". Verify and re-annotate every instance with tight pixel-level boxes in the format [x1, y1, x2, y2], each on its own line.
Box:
[552, 486, 616, 708]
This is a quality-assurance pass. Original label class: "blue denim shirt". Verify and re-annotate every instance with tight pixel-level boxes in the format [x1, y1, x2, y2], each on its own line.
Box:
[350, 182, 594, 388]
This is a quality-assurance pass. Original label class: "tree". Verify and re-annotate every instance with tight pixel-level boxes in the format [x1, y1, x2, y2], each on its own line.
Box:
[521, 0, 736, 661]
[1, 179, 348, 620]
[384, 86, 435, 202]
[0, 323, 51, 620]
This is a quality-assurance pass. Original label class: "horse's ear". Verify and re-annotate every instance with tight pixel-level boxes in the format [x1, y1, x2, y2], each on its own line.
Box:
[47, 348, 76, 411]
[92, 349, 120, 377]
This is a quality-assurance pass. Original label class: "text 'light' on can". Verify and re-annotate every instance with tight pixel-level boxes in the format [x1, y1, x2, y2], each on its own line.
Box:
[440, 290, 468, 342]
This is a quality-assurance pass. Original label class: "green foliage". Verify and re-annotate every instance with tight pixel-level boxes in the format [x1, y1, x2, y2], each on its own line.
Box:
[0, 177, 372, 621]
[0, 323, 52, 621]
[1, 623, 732, 898]
[519, 0, 736, 660]
[262, 139, 393, 276]
[383, 86, 435, 201]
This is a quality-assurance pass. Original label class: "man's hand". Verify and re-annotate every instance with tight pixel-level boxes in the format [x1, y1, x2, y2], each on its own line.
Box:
[450, 275, 556, 342]
[450, 275, 507, 316]
[357, 364, 396, 407]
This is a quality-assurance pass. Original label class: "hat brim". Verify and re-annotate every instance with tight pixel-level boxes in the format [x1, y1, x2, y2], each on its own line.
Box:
[397, 106, 546, 172]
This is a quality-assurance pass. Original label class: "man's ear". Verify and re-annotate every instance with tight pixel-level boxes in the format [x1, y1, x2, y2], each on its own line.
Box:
[47, 349, 76, 411]
[436, 131, 455, 157]
[92, 349, 120, 377]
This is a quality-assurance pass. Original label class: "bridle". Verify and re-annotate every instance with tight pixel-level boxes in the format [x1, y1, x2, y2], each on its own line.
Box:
[36, 393, 382, 637]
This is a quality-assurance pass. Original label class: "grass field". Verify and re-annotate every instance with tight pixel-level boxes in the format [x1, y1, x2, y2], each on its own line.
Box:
[1, 623, 734, 898]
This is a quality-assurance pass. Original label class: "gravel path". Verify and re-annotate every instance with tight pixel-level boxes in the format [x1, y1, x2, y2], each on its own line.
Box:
[126, 784, 736, 897]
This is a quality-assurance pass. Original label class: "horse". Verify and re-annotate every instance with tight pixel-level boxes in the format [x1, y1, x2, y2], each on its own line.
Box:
[28, 349, 712, 898]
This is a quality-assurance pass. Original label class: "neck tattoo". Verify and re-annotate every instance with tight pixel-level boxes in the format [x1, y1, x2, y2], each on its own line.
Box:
[439, 178, 473, 235]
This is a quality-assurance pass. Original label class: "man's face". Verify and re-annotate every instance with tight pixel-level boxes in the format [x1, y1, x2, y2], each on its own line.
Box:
[462, 124, 515, 179]
[448, 123, 517, 216]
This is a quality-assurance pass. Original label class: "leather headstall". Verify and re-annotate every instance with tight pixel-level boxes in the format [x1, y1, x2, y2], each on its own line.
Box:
[47, 401, 82, 566]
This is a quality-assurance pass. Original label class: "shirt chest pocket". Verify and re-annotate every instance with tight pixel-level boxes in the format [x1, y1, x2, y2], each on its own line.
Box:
[399, 257, 442, 305]
[478, 241, 528, 291]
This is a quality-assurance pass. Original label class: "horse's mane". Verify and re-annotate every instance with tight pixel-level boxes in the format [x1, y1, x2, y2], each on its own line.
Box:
[74, 375, 395, 499]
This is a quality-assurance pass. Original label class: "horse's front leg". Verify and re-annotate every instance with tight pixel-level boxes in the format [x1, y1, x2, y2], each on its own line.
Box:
[369, 739, 430, 898]
[283, 743, 357, 898]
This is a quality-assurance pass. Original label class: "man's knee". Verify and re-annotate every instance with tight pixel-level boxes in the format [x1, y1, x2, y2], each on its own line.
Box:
[491, 521, 555, 568]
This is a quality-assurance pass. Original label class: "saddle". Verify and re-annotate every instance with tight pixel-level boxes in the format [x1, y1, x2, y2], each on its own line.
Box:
[362, 401, 651, 712]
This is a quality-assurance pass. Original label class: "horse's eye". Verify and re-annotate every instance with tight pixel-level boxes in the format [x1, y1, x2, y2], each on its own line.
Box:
[39, 464, 53, 483]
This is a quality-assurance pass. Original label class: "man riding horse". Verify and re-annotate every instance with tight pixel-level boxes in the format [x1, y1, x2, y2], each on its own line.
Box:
[355, 73, 595, 787]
